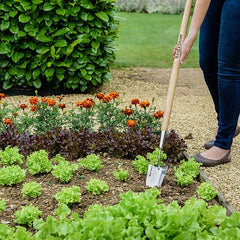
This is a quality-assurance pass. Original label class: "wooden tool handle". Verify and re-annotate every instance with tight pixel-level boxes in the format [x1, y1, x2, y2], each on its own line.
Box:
[161, 0, 192, 131]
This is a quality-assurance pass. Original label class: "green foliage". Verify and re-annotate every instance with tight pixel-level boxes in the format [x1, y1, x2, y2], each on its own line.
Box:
[197, 181, 218, 201]
[1, 188, 240, 239]
[86, 178, 109, 195]
[146, 148, 167, 166]
[27, 150, 53, 175]
[0, 145, 24, 165]
[22, 182, 42, 198]
[14, 204, 42, 227]
[132, 155, 149, 174]
[16, 188, 238, 239]
[0, 198, 6, 212]
[54, 186, 81, 205]
[79, 153, 103, 171]
[0, 224, 32, 240]
[0, 165, 25, 186]
[0, 224, 14, 240]
[0, 0, 118, 92]
[174, 157, 202, 186]
[113, 166, 129, 181]
[52, 160, 78, 183]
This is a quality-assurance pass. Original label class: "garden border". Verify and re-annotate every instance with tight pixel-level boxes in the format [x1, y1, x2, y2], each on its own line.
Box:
[183, 151, 236, 216]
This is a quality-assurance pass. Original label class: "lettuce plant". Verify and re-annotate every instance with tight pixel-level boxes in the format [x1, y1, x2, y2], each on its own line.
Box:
[0, 165, 25, 186]
[146, 148, 167, 166]
[132, 155, 149, 174]
[54, 186, 81, 205]
[22, 182, 42, 198]
[174, 157, 202, 186]
[113, 166, 129, 182]
[0, 145, 24, 166]
[14, 204, 42, 227]
[197, 181, 218, 201]
[0, 198, 6, 212]
[79, 154, 103, 171]
[86, 179, 109, 195]
[27, 150, 53, 175]
[52, 161, 78, 183]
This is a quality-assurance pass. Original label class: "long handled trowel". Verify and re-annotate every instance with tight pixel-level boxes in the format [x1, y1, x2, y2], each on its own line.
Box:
[146, 0, 192, 187]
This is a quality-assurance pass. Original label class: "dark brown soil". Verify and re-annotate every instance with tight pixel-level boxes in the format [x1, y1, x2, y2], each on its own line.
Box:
[0, 153, 218, 230]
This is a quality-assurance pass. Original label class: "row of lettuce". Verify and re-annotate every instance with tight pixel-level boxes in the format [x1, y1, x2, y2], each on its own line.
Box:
[1, 188, 239, 239]
[1, 145, 238, 239]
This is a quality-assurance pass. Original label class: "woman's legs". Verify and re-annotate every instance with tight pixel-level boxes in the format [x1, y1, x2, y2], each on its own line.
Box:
[196, 0, 240, 163]
[199, 0, 225, 117]
[214, 0, 240, 150]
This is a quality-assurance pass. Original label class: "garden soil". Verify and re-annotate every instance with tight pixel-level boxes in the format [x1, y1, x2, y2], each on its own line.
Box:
[0, 67, 239, 229]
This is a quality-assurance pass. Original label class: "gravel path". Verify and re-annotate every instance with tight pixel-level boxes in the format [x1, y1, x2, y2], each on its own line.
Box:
[3, 67, 239, 212]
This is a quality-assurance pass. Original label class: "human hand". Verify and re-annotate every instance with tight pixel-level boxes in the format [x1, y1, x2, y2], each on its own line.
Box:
[179, 36, 194, 64]
[172, 36, 194, 64]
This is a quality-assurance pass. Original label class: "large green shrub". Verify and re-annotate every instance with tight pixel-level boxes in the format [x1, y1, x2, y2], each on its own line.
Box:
[0, 0, 118, 92]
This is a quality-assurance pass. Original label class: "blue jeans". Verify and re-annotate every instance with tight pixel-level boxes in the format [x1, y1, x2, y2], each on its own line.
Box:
[199, 0, 240, 149]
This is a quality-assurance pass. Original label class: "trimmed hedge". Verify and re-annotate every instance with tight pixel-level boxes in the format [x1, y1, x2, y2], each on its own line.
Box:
[0, 0, 118, 92]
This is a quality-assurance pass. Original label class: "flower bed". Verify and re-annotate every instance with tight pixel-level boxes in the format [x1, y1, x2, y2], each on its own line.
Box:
[0, 93, 239, 239]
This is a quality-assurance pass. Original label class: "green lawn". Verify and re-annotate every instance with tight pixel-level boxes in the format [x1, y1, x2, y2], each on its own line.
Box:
[112, 12, 199, 68]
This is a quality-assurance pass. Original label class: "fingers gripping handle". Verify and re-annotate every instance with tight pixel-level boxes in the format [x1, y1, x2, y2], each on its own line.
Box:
[161, 0, 192, 132]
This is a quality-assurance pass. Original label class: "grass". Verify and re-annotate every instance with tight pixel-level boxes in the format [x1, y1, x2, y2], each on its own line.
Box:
[112, 12, 199, 68]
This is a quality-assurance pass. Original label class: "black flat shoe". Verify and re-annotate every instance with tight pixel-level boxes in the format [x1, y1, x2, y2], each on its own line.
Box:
[193, 151, 231, 167]
[204, 126, 240, 150]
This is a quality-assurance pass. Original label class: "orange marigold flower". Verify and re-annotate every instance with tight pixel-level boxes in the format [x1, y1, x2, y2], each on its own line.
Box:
[57, 95, 64, 100]
[109, 92, 119, 99]
[102, 95, 112, 103]
[19, 104, 27, 110]
[127, 119, 137, 128]
[0, 93, 6, 99]
[29, 97, 39, 105]
[76, 101, 84, 107]
[3, 118, 13, 125]
[139, 100, 150, 108]
[131, 98, 140, 105]
[83, 99, 93, 109]
[96, 93, 104, 99]
[58, 103, 66, 109]
[153, 110, 164, 119]
[47, 99, 56, 106]
[124, 108, 133, 116]
[30, 105, 39, 112]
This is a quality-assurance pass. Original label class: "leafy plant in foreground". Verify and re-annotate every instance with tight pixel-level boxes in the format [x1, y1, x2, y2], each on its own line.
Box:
[27, 150, 53, 175]
[0, 165, 26, 186]
[2, 188, 239, 239]
[22, 182, 42, 198]
[197, 181, 218, 201]
[0, 198, 6, 212]
[113, 166, 129, 182]
[132, 155, 149, 174]
[14, 204, 42, 227]
[174, 157, 202, 186]
[54, 186, 81, 205]
[79, 154, 103, 171]
[0, 145, 24, 166]
[86, 179, 109, 195]
[52, 160, 78, 183]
